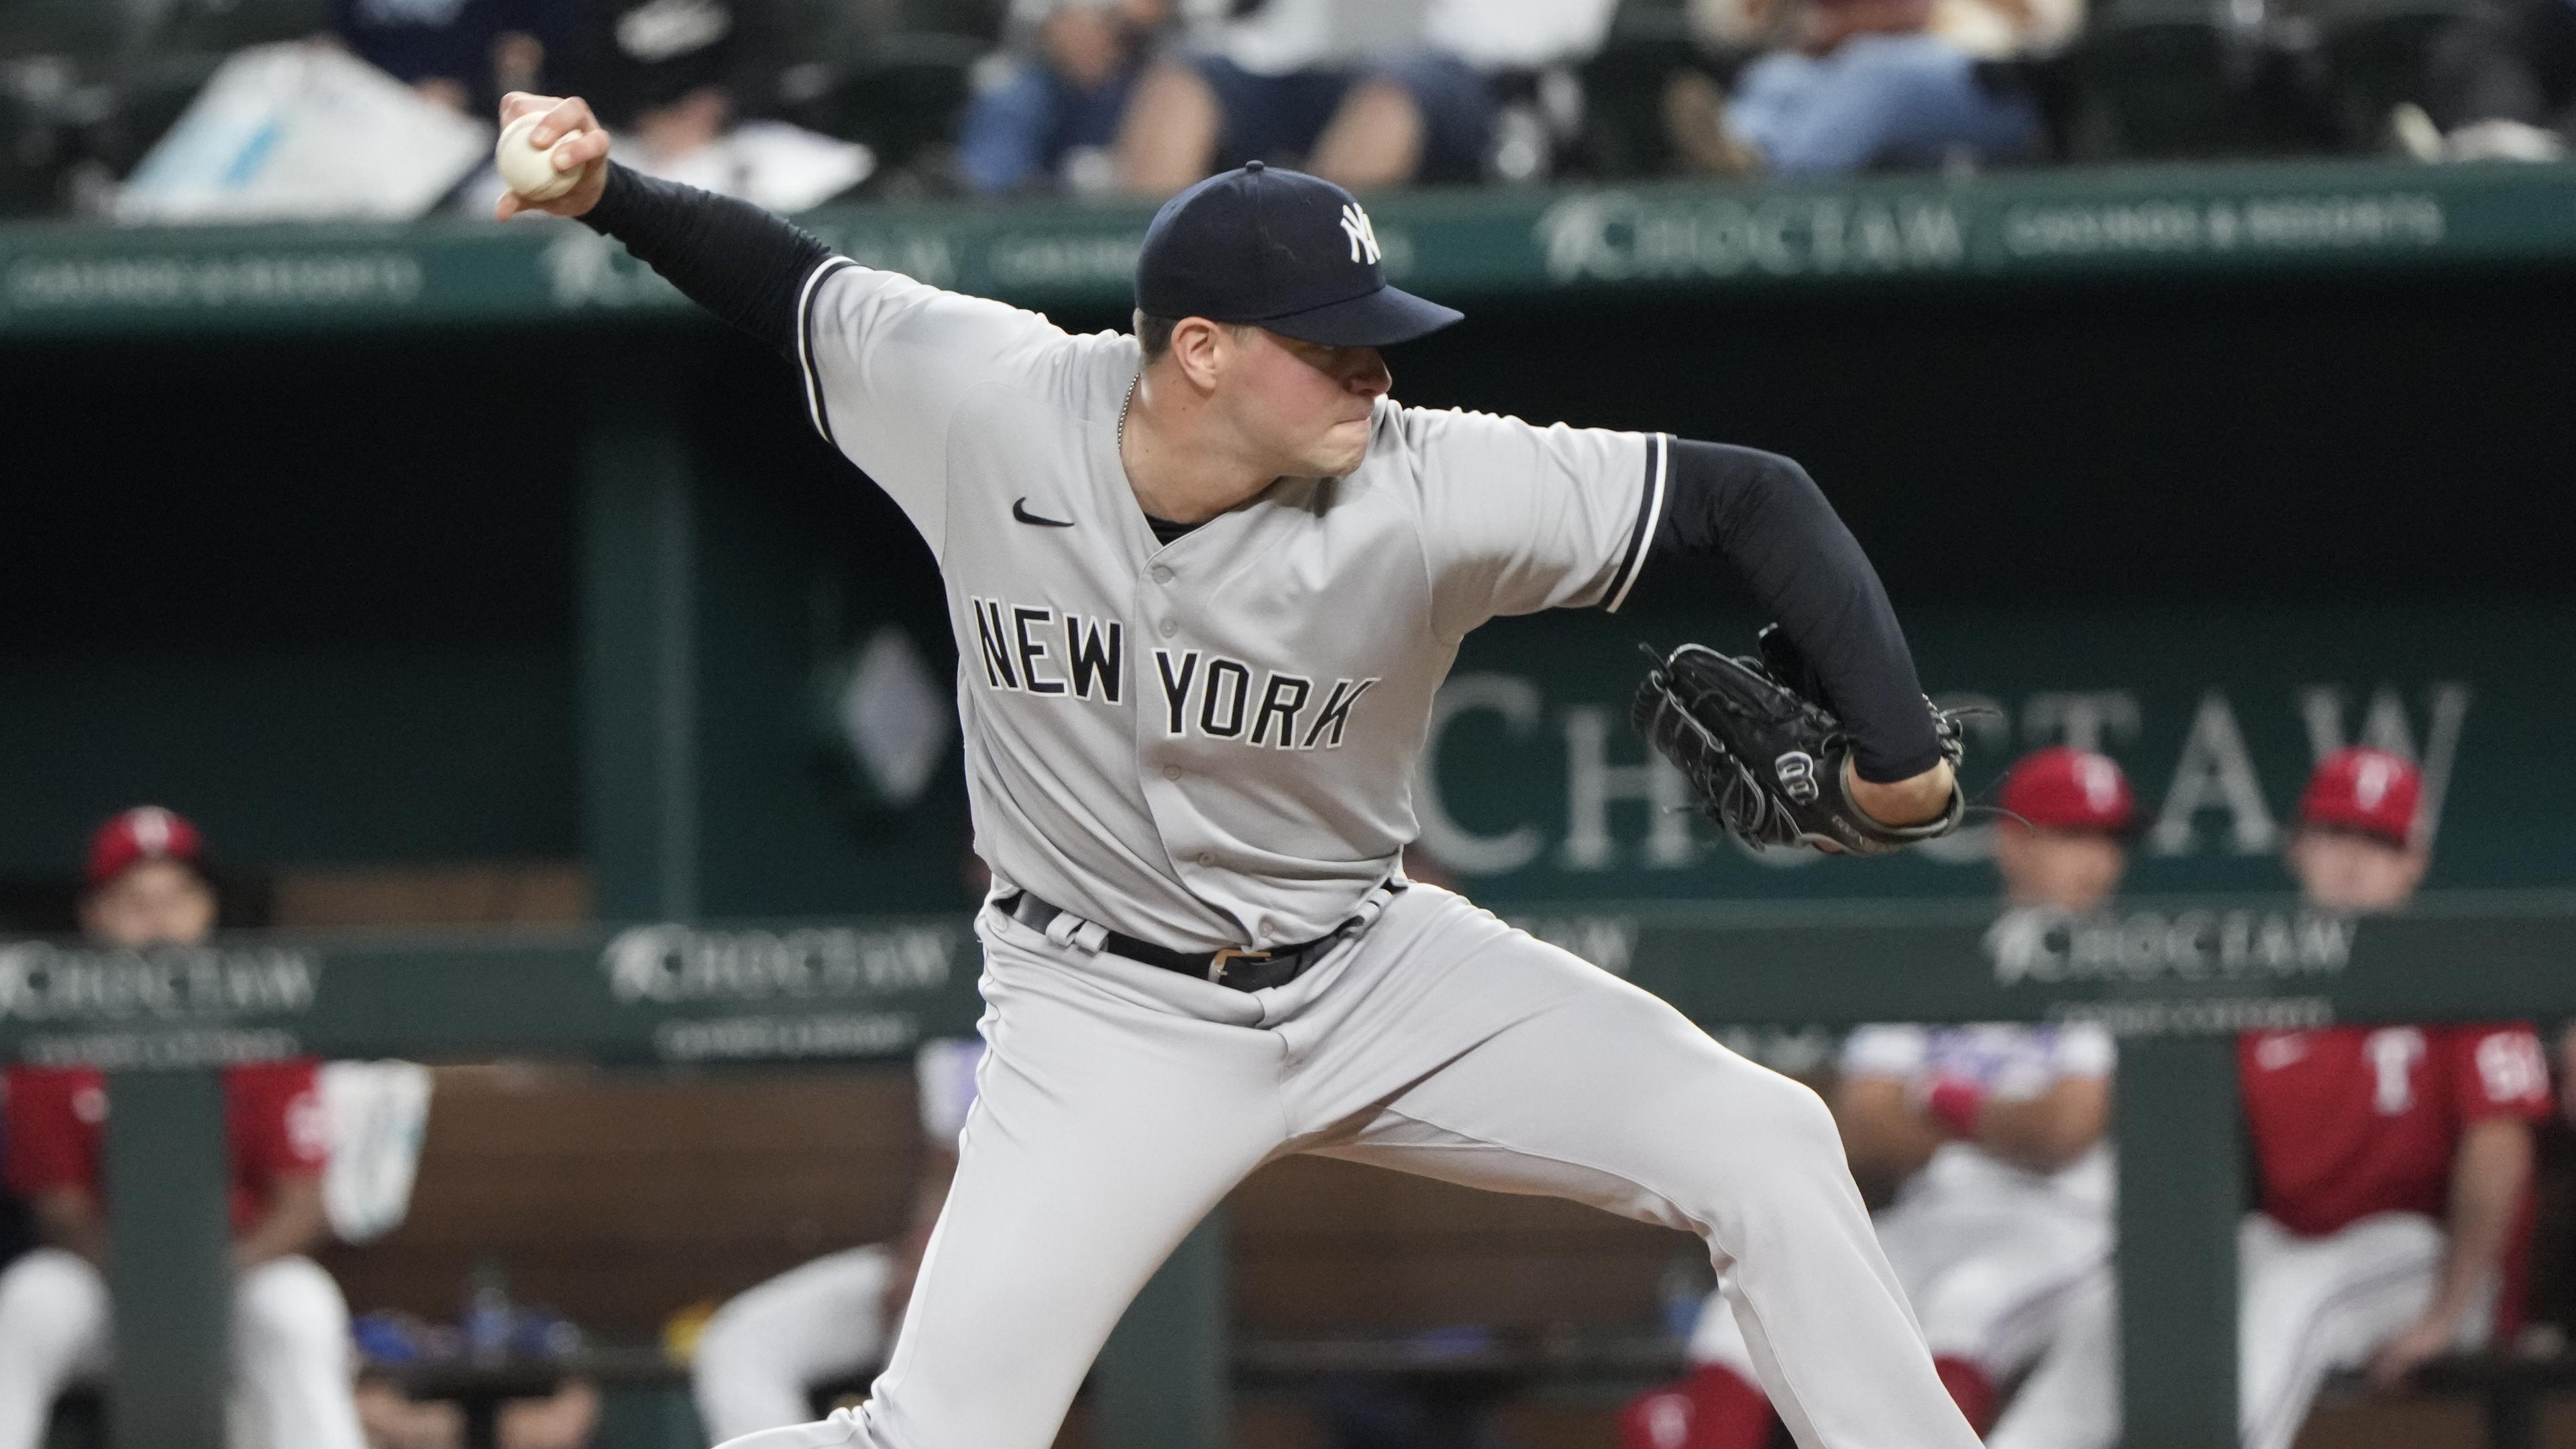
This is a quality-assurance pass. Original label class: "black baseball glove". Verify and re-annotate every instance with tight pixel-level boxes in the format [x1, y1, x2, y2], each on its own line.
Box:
[1631, 625, 1971, 855]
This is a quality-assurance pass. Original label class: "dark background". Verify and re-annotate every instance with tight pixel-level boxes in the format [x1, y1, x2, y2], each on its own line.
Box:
[5, 265, 2567, 920]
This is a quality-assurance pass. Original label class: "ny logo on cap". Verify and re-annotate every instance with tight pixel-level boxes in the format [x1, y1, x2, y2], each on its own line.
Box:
[1339, 203, 1382, 266]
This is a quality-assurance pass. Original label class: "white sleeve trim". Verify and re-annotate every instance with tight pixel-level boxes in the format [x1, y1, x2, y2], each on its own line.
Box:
[796, 256, 861, 446]
[1603, 431, 1668, 614]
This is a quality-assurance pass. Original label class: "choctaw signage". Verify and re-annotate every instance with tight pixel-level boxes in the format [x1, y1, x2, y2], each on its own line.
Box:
[600, 922, 961, 1006]
[600, 922, 969, 1064]
[0, 942, 320, 1023]
[1983, 905, 2357, 987]
[1417, 606, 2559, 902]
[0, 943, 321, 1068]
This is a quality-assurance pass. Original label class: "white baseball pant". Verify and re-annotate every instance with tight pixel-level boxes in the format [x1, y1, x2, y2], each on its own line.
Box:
[694, 1246, 898, 1441]
[1977, 1209, 2467, 1449]
[717, 883, 1978, 1449]
[1690, 1146, 2110, 1431]
[2241, 1210, 2460, 1449]
[1981, 1259, 2118, 1449]
[0, 1246, 367, 1449]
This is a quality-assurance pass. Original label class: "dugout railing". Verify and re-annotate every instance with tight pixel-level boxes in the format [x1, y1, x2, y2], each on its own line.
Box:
[7, 891, 2576, 1448]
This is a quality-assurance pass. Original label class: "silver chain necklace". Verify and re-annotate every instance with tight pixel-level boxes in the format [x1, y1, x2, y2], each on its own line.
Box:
[1117, 375, 1138, 455]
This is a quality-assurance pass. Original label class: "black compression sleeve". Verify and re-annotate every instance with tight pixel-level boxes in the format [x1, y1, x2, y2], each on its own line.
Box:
[1646, 439, 1941, 783]
[575, 163, 833, 362]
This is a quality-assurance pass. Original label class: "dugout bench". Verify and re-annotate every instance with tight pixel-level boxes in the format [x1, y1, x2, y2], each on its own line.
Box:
[9, 893, 2576, 1448]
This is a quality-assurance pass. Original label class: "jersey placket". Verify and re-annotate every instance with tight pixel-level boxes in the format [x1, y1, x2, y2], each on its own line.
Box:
[1128, 541, 1248, 946]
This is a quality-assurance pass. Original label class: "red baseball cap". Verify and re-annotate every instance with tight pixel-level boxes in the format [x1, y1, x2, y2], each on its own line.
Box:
[2298, 747, 2421, 846]
[1998, 746, 2135, 833]
[85, 806, 207, 890]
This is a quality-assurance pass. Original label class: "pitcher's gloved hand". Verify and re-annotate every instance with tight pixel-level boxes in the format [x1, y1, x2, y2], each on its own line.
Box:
[1631, 625, 1971, 855]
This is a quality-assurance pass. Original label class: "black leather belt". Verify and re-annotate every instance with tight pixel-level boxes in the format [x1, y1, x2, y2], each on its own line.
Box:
[1000, 890, 1356, 992]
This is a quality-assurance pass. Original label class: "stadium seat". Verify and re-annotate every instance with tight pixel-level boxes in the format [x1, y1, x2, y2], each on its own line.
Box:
[78, 50, 232, 184]
[1571, 0, 1712, 178]
[0, 0, 131, 71]
[2061, 0, 2308, 157]
[755, 0, 1001, 192]
[2303, 0, 2475, 144]
[142, 0, 330, 56]
[785, 31, 987, 189]
[1975, 54, 2088, 159]
[892, 0, 1007, 44]
[0, 73, 67, 218]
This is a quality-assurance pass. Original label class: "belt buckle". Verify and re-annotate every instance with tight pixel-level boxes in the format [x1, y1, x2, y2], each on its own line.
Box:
[1208, 945, 1273, 984]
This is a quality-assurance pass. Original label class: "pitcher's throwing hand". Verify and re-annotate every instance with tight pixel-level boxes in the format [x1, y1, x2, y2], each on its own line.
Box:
[491, 93, 613, 221]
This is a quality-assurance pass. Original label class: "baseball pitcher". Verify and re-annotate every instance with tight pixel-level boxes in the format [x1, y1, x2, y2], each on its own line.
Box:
[496, 91, 1980, 1449]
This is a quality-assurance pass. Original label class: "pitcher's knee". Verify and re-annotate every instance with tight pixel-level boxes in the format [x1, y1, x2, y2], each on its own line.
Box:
[1727, 1070, 1845, 1169]
[1668, 1069, 1850, 1212]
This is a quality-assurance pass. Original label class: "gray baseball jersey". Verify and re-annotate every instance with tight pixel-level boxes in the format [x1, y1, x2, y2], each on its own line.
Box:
[796, 260, 1668, 952]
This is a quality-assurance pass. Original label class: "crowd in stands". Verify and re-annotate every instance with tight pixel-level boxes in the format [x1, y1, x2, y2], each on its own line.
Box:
[0, 0, 2569, 221]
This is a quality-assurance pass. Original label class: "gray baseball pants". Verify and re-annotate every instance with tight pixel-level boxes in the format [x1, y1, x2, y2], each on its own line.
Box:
[716, 883, 1978, 1449]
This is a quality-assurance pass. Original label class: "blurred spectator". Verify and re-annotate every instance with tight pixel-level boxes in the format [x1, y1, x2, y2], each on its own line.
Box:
[353, 1307, 600, 1449]
[2243, 1019, 2547, 1398]
[1117, 0, 1620, 194]
[567, 0, 871, 210]
[960, 0, 1175, 195]
[1621, 747, 2132, 1449]
[332, 0, 571, 116]
[0, 808, 367, 1449]
[689, 1038, 982, 1437]
[1666, 0, 2060, 174]
[2018, 747, 2555, 1449]
[2245, 750, 2549, 1419]
[2400, 0, 2574, 160]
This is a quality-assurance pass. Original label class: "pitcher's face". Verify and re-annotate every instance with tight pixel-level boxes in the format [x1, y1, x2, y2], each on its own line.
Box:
[1224, 329, 1391, 478]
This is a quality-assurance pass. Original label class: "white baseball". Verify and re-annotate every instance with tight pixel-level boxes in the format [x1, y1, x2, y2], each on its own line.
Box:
[496, 113, 579, 203]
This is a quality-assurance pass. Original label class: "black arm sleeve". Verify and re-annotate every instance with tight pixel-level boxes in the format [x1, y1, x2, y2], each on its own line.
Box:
[574, 163, 833, 362]
[1646, 439, 1942, 783]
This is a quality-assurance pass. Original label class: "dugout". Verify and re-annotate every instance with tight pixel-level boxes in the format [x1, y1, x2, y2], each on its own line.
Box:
[4, 158, 2576, 1449]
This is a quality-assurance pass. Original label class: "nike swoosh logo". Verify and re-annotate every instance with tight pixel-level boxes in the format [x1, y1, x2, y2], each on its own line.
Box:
[1012, 498, 1075, 528]
[2255, 1034, 2308, 1069]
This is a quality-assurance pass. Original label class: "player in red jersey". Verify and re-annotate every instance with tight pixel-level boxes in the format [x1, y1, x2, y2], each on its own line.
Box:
[2234, 747, 2550, 1449]
[0, 809, 367, 1449]
[2011, 747, 2551, 1449]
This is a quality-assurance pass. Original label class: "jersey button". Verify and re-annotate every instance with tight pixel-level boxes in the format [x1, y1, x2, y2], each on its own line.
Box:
[1159, 619, 1177, 638]
[1163, 765, 1183, 781]
[1151, 565, 1174, 584]
[1195, 852, 1214, 867]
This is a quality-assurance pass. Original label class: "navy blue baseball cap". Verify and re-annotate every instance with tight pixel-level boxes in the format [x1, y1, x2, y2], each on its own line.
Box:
[1134, 162, 1463, 348]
